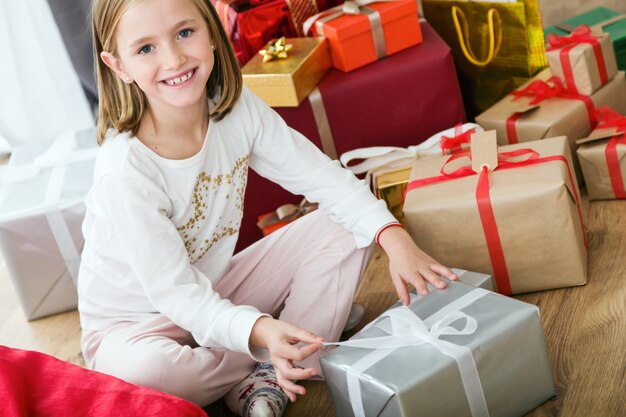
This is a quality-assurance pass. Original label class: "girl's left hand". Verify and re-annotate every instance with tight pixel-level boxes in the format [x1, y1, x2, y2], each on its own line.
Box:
[377, 225, 458, 305]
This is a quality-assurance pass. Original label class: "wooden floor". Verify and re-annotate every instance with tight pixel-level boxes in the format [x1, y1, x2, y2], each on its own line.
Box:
[1, 192, 625, 417]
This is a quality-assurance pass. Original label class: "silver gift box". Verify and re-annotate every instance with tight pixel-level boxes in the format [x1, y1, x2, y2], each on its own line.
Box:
[0, 128, 97, 320]
[321, 280, 555, 417]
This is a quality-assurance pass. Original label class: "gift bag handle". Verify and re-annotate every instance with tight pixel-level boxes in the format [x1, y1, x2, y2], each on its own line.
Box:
[452, 5, 502, 67]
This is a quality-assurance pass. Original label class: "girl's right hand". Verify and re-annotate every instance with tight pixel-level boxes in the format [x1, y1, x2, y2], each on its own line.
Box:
[249, 317, 323, 402]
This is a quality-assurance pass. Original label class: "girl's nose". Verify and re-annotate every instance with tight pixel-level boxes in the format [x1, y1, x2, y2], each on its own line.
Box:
[163, 43, 186, 70]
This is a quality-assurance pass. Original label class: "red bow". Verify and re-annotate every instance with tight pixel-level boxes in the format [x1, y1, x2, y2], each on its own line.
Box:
[546, 24, 599, 50]
[595, 106, 626, 132]
[509, 77, 564, 105]
[440, 125, 476, 154]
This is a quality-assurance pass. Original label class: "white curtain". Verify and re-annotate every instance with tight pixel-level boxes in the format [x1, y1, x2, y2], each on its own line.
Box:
[0, 0, 94, 147]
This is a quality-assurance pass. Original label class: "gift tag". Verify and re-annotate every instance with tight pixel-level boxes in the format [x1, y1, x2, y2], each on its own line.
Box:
[471, 130, 498, 174]
[576, 127, 622, 145]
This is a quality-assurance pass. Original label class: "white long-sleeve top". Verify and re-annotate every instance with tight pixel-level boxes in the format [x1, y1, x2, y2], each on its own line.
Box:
[77, 87, 396, 358]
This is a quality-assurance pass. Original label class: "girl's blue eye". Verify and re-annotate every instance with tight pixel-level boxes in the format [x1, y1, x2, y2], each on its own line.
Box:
[178, 29, 193, 39]
[139, 45, 153, 54]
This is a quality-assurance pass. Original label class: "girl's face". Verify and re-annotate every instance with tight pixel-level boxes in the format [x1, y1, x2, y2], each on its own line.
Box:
[102, 0, 215, 113]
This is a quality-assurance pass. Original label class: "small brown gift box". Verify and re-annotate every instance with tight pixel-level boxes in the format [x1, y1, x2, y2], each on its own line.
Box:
[576, 108, 626, 200]
[475, 69, 626, 183]
[242, 37, 331, 107]
[546, 26, 618, 96]
[403, 133, 587, 295]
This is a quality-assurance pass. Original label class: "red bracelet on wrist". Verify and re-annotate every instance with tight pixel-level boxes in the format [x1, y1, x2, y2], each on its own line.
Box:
[375, 222, 404, 246]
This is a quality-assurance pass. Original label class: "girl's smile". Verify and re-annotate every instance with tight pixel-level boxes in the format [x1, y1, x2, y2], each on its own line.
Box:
[162, 68, 196, 87]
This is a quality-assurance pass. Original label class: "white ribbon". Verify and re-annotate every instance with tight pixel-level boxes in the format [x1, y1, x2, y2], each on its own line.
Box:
[324, 287, 491, 417]
[339, 123, 484, 175]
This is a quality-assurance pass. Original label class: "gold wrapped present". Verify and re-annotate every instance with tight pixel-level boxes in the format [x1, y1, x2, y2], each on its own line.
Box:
[546, 25, 618, 96]
[475, 68, 626, 183]
[373, 165, 412, 224]
[403, 133, 587, 295]
[576, 106, 626, 200]
[242, 37, 330, 107]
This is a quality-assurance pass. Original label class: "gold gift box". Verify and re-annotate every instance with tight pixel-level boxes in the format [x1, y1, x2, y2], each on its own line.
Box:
[242, 37, 331, 107]
[373, 165, 412, 224]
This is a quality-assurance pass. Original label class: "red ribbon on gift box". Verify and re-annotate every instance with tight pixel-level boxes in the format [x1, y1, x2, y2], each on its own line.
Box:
[405, 148, 587, 295]
[440, 124, 476, 155]
[547, 24, 609, 95]
[595, 106, 626, 198]
[505, 77, 597, 144]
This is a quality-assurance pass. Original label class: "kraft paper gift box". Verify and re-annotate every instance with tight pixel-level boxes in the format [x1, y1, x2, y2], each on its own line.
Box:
[304, 0, 422, 72]
[242, 37, 331, 107]
[546, 25, 618, 96]
[403, 133, 587, 295]
[321, 280, 555, 417]
[576, 106, 626, 200]
[0, 128, 97, 320]
[475, 68, 626, 183]
[235, 21, 465, 251]
[545, 7, 626, 72]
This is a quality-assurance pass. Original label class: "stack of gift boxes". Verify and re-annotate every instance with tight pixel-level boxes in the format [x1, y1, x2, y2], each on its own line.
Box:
[314, 7, 626, 417]
[235, 0, 468, 250]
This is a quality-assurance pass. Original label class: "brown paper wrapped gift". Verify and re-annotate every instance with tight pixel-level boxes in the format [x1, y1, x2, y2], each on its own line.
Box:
[242, 37, 330, 107]
[403, 133, 587, 295]
[576, 106, 626, 200]
[546, 25, 618, 96]
[475, 69, 626, 183]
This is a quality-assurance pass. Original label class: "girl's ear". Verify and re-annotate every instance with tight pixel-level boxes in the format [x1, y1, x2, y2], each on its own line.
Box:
[101, 51, 133, 84]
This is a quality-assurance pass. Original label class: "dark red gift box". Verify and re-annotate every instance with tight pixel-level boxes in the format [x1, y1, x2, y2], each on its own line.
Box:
[236, 22, 466, 251]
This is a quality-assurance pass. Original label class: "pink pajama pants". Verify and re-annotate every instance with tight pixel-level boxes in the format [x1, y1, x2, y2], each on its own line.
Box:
[81, 210, 373, 407]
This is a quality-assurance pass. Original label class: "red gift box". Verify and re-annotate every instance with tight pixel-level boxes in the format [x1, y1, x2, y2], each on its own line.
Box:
[305, 0, 423, 72]
[213, 0, 341, 65]
[236, 22, 465, 251]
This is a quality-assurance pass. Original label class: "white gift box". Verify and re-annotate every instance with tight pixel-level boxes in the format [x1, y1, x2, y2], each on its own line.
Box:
[0, 128, 97, 320]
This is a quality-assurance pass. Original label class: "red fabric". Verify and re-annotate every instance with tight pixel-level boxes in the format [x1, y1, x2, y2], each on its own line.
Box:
[0, 345, 207, 417]
[405, 149, 587, 295]
[236, 22, 466, 251]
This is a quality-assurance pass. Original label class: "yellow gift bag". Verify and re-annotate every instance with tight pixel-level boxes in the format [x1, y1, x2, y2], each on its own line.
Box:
[423, 0, 548, 118]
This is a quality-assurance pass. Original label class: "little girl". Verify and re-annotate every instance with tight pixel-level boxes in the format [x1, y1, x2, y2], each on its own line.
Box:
[81, 0, 457, 415]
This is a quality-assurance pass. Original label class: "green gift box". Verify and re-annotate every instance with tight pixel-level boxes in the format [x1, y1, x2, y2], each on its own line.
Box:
[545, 7, 626, 72]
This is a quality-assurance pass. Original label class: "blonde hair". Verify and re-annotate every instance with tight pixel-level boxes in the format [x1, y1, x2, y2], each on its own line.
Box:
[91, 0, 242, 144]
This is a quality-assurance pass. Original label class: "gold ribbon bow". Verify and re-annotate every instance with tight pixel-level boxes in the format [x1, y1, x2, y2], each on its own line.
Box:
[259, 37, 293, 63]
